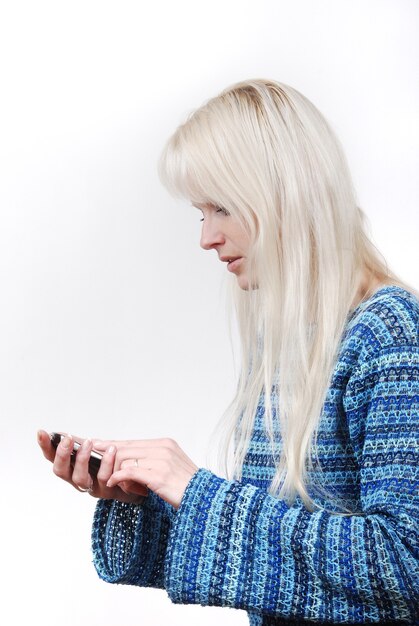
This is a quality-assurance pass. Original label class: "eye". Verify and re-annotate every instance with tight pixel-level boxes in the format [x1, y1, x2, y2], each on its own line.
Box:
[198, 205, 230, 222]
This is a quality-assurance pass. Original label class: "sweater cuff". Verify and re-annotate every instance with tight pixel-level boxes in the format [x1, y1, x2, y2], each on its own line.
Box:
[92, 492, 175, 588]
[165, 468, 247, 607]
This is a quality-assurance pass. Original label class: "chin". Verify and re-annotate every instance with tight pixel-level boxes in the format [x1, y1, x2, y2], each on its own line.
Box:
[237, 275, 259, 291]
[237, 275, 251, 290]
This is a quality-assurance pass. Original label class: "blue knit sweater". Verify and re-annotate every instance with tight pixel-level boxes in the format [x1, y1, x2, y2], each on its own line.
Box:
[92, 285, 419, 624]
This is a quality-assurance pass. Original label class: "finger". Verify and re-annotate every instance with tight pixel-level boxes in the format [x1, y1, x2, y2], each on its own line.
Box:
[113, 443, 175, 470]
[119, 480, 149, 497]
[118, 450, 194, 479]
[92, 439, 137, 452]
[96, 445, 117, 485]
[37, 429, 56, 462]
[113, 448, 155, 472]
[106, 465, 150, 490]
[71, 438, 94, 490]
[91, 439, 116, 451]
[52, 435, 75, 481]
[93, 438, 179, 452]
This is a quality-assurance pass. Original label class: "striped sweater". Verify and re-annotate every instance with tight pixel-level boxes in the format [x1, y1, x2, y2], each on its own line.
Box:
[92, 285, 419, 624]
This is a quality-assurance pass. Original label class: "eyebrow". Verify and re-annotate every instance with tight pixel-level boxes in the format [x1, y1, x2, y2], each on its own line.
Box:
[191, 202, 215, 210]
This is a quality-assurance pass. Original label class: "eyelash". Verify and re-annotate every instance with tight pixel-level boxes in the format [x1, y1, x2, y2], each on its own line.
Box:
[200, 206, 230, 222]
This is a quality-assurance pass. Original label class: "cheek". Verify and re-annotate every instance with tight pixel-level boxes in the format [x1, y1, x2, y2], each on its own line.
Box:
[233, 226, 251, 253]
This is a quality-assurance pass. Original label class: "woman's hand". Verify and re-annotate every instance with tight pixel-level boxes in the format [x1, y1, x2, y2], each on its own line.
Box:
[93, 437, 199, 509]
[37, 429, 147, 504]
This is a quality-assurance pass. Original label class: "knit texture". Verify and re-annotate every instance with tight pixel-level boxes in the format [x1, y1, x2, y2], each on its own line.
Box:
[92, 286, 419, 624]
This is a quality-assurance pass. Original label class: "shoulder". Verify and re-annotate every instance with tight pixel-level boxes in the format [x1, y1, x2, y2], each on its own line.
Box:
[342, 285, 419, 363]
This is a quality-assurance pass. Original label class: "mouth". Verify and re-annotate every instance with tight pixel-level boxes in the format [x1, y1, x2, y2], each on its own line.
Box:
[223, 257, 243, 273]
[220, 256, 241, 264]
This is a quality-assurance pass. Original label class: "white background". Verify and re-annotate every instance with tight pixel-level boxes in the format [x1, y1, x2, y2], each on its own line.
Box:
[0, 1, 418, 624]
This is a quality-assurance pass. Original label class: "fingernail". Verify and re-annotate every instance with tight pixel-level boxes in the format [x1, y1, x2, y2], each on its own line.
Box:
[62, 436, 72, 449]
[82, 438, 92, 450]
[106, 445, 116, 455]
[37, 430, 42, 443]
[106, 479, 112, 488]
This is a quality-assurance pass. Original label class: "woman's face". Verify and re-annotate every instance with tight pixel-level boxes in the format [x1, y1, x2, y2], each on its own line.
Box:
[194, 202, 251, 290]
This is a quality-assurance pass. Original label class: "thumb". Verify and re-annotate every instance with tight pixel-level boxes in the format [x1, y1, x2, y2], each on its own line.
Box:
[120, 480, 148, 497]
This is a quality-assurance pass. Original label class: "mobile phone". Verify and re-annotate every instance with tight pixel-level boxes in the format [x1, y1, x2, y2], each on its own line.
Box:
[50, 432, 103, 477]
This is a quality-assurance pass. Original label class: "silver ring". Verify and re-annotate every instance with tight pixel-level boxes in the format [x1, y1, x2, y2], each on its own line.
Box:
[75, 484, 90, 492]
[76, 481, 94, 493]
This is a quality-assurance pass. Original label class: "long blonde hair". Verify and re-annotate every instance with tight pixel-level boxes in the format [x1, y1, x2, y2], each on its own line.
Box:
[158, 78, 416, 509]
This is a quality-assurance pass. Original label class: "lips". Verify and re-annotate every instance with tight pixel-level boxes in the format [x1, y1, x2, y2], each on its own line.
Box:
[226, 258, 242, 273]
[218, 255, 243, 274]
[220, 256, 241, 263]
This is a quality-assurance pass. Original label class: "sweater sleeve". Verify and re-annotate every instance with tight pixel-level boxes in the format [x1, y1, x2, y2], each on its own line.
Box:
[164, 344, 419, 623]
[92, 490, 175, 588]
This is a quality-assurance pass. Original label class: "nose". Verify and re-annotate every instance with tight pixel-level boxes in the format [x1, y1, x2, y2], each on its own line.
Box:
[200, 218, 225, 250]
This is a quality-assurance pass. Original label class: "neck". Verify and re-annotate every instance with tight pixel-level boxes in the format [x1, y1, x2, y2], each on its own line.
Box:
[350, 272, 388, 310]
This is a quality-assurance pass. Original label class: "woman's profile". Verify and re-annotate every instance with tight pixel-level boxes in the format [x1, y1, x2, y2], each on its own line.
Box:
[38, 79, 419, 625]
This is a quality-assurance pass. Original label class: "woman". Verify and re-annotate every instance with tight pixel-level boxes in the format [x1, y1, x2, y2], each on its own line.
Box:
[38, 79, 419, 624]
